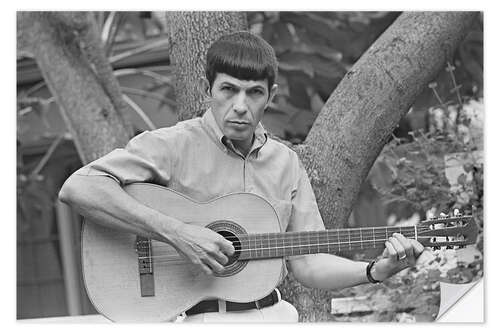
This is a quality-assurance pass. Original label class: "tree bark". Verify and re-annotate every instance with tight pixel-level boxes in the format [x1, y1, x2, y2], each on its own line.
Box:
[166, 11, 247, 120]
[17, 12, 133, 164]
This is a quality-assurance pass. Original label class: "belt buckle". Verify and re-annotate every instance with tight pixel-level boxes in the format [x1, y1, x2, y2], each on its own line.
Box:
[254, 298, 264, 310]
[255, 289, 278, 309]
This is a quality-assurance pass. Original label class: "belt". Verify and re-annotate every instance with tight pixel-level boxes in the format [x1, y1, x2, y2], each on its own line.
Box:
[185, 289, 280, 316]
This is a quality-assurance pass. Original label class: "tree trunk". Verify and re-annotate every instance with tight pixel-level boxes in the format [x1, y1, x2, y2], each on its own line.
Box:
[17, 12, 133, 164]
[286, 11, 478, 321]
[166, 11, 247, 120]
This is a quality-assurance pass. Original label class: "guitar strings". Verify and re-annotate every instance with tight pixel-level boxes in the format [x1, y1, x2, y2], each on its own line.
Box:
[135, 236, 435, 264]
[135, 226, 430, 249]
[136, 233, 446, 256]
[135, 228, 430, 251]
[135, 239, 393, 264]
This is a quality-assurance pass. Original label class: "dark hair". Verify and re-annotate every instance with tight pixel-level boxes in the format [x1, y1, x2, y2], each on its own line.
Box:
[205, 31, 278, 93]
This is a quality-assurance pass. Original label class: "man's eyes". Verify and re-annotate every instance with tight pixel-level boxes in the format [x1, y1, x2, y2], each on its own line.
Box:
[220, 86, 264, 95]
[249, 89, 264, 95]
[221, 86, 237, 92]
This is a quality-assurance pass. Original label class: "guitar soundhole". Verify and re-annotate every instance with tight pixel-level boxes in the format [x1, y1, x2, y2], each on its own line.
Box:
[206, 220, 248, 277]
[217, 230, 241, 266]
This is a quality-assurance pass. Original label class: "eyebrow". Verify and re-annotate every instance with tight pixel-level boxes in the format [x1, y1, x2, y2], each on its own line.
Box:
[220, 81, 266, 90]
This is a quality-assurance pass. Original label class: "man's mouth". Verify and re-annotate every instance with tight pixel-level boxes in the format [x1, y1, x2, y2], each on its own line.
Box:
[228, 120, 250, 125]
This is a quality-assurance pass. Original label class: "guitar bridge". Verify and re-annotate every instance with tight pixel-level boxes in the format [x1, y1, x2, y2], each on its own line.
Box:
[136, 236, 155, 297]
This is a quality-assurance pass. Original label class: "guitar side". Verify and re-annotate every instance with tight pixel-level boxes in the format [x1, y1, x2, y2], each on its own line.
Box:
[81, 184, 284, 322]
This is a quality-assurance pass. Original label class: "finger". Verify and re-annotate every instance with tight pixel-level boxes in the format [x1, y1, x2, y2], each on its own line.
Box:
[388, 236, 407, 261]
[385, 241, 398, 262]
[190, 256, 213, 275]
[209, 249, 229, 265]
[218, 237, 235, 256]
[198, 261, 213, 275]
[392, 233, 414, 261]
[201, 254, 226, 274]
[415, 249, 435, 266]
[410, 239, 425, 257]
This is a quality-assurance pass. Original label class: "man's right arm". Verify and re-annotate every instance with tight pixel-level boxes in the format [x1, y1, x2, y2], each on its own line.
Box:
[58, 174, 234, 274]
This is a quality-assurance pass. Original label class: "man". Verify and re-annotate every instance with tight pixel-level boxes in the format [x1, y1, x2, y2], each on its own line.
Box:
[59, 31, 424, 322]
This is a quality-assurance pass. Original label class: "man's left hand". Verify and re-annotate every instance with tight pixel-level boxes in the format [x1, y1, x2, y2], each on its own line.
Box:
[370, 233, 425, 281]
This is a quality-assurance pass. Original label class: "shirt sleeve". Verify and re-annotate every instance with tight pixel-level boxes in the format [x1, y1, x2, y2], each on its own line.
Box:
[287, 157, 326, 232]
[72, 130, 172, 186]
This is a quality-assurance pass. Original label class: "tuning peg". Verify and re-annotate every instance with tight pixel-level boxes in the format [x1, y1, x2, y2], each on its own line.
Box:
[439, 212, 449, 219]
[453, 209, 462, 217]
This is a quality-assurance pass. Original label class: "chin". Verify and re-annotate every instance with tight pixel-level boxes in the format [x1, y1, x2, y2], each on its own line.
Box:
[225, 130, 251, 141]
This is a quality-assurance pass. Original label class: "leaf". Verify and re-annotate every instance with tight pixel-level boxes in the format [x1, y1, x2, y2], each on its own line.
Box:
[308, 54, 346, 79]
[278, 52, 315, 78]
[457, 173, 467, 186]
[272, 22, 294, 54]
[294, 27, 343, 61]
[285, 71, 313, 109]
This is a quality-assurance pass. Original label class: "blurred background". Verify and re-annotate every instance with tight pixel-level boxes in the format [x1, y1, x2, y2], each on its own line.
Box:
[16, 11, 483, 321]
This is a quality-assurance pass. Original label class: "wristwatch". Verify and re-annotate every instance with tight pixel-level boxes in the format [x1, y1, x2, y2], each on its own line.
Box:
[366, 260, 382, 284]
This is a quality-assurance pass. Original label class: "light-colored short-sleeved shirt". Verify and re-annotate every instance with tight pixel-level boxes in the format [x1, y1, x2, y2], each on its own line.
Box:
[75, 109, 326, 236]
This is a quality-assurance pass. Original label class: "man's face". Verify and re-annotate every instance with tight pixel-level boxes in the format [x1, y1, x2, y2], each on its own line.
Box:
[209, 73, 276, 153]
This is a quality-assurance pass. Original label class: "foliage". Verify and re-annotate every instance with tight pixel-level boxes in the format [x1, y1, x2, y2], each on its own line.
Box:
[248, 12, 399, 142]
[372, 65, 483, 228]
[346, 67, 484, 322]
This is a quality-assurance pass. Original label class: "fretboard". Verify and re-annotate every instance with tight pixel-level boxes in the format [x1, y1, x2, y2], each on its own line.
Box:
[237, 225, 420, 260]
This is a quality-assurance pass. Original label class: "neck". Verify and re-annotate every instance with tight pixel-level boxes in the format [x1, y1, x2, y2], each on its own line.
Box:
[236, 225, 420, 260]
[229, 134, 255, 157]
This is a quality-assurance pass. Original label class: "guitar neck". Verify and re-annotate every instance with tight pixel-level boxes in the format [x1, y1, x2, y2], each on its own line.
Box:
[237, 225, 421, 260]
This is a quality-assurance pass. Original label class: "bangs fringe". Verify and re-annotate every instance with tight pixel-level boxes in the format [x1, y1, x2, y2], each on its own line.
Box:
[206, 32, 278, 88]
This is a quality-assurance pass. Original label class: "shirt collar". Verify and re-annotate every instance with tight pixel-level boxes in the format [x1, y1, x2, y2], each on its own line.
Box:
[201, 108, 268, 156]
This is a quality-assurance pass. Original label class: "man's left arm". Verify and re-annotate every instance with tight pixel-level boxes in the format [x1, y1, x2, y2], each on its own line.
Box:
[287, 156, 425, 290]
[289, 234, 424, 290]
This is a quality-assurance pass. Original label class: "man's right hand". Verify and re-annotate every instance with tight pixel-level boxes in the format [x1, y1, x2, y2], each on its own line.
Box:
[168, 223, 235, 275]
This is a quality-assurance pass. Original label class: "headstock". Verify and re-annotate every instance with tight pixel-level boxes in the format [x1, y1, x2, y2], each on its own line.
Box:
[417, 214, 477, 250]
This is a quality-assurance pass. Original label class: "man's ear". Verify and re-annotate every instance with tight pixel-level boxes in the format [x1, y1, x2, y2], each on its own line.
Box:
[197, 77, 212, 99]
[267, 84, 278, 105]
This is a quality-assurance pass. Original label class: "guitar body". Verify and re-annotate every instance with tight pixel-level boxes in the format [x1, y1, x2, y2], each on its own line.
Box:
[81, 183, 284, 322]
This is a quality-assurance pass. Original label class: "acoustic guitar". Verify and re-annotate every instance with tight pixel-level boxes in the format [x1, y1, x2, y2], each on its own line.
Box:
[81, 183, 477, 322]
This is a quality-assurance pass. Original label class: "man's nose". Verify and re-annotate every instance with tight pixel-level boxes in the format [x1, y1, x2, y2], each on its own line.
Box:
[233, 92, 248, 114]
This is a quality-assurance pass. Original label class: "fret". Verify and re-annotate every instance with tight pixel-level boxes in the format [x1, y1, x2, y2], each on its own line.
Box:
[254, 235, 258, 259]
[359, 228, 363, 249]
[275, 234, 279, 257]
[348, 230, 351, 251]
[296, 233, 301, 255]
[266, 233, 270, 258]
[302, 232, 306, 255]
[327, 230, 330, 253]
[316, 231, 320, 254]
[308, 232, 311, 254]
[372, 228, 376, 248]
[297, 232, 307, 254]
[337, 229, 341, 252]
[282, 233, 285, 257]
[260, 233, 264, 258]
